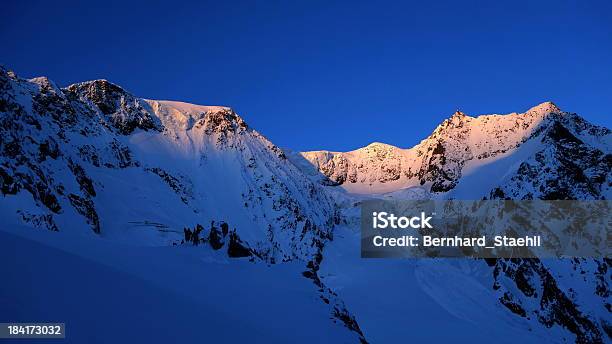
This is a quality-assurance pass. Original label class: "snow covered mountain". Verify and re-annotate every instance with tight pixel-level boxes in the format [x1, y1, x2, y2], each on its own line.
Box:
[1, 65, 610, 344]
[300, 102, 610, 199]
[0, 67, 341, 262]
[0, 66, 366, 342]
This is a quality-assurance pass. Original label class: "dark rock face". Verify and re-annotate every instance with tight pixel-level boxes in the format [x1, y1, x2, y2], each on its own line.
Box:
[489, 121, 610, 201]
[146, 167, 191, 205]
[0, 68, 107, 233]
[227, 230, 251, 258]
[317, 154, 352, 185]
[68, 194, 100, 234]
[491, 258, 606, 344]
[32, 78, 79, 126]
[64, 80, 162, 135]
[418, 140, 459, 193]
[301, 239, 368, 344]
[0, 109, 64, 215]
[68, 159, 96, 197]
[198, 109, 248, 134]
[182, 222, 254, 258]
[499, 292, 527, 317]
[17, 210, 59, 232]
[208, 224, 224, 250]
[38, 138, 61, 162]
[0, 167, 19, 195]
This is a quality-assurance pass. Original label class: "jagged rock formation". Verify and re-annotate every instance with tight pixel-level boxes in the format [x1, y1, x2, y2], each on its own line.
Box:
[489, 121, 611, 200]
[487, 258, 609, 344]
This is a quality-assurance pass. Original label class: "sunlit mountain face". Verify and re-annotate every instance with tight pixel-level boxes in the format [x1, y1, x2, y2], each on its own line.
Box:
[299, 102, 610, 199]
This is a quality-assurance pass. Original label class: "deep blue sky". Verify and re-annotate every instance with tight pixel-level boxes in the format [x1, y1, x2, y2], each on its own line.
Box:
[2, 0, 611, 151]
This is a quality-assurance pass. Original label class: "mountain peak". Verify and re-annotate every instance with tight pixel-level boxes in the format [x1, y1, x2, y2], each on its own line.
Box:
[64, 79, 137, 114]
[149, 100, 231, 116]
[362, 142, 399, 152]
[66, 79, 128, 96]
[63, 78, 161, 134]
[29, 76, 63, 96]
[452, 110, 467, 117]
[526, 101, 562, 115]
[366, 141, 394, 148]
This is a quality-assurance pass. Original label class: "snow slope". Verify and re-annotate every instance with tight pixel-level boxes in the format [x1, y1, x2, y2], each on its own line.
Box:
[0, 225, 355, 343]
[318, 225, 551, 344]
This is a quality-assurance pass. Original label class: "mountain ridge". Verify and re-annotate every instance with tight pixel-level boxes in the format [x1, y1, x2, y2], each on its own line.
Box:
[0, 66, 340, 262]
[299, 101, 610, 196]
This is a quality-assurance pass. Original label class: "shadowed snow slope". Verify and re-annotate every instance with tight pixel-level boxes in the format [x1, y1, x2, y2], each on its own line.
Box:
[0, 226, 352, 343]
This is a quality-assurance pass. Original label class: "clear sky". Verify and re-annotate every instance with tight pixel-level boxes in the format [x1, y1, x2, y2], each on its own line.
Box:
[3, 0, 611, 151]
